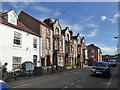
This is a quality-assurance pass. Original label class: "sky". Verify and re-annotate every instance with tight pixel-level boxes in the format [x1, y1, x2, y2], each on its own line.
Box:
[1, 1, 119, 55]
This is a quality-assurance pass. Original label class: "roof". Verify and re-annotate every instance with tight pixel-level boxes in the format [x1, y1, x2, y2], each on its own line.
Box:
[19, 11, 52, 29]
[87, 44, 100, 49]
[0, 11, 40, 37]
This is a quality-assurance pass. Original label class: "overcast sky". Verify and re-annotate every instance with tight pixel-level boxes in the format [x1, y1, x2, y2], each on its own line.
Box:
[1, 1, 119, 55]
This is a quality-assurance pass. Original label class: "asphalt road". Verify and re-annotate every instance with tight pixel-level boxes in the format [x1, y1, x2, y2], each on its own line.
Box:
[8, 65, 118, 89]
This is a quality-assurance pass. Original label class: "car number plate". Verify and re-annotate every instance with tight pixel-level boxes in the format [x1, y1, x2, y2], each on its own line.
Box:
[96, 71, 102, 74]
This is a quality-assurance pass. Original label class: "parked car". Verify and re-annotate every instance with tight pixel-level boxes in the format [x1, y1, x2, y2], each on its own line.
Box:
[109, 60, 117, 67]
[0, 80, 9, 89]
[91, 62, 110, 78]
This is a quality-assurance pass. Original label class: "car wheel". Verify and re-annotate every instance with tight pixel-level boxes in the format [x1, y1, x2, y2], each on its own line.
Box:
[91, 74, 94, 77]
[105, 73, 110, 78]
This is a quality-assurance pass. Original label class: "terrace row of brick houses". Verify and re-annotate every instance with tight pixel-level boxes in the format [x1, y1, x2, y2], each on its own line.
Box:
[0, 9, 102, 71]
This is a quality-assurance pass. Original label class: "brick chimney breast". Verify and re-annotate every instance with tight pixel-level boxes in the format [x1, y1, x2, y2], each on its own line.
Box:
[44, 18, 53, 25]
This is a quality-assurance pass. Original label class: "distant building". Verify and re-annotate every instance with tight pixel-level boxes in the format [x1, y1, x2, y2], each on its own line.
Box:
[87, 44, 102, 66]
[102, 54, 118, 62]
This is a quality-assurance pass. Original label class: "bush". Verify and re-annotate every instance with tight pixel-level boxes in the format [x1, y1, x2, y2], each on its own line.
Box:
[65, 64, 75, 68]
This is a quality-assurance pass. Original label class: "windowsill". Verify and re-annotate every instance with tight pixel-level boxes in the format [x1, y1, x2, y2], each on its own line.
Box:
[46, 48, 50, 50]
[33, 48, 37, 50]
[13, 44, 22, 48]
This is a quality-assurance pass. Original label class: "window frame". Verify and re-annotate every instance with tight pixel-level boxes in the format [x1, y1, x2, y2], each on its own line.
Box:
[14, 31, 22, 46]
[33, 38, 37, 49]
[47, 38, 50, 49]
[47, 28, 50, 35]
[12, 56, 22, 70]
[56, 28, 59, 35]
[55, 40, 58, 50]
[60, 41, 62, 50]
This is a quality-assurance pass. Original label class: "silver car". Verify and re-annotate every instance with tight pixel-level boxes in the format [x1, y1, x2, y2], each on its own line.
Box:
[109, 60, 117, 67]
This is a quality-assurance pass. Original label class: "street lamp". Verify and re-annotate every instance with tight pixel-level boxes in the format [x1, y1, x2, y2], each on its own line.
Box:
[114, 36, 120, 62]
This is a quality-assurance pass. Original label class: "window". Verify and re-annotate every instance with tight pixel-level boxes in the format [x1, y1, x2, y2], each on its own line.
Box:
[10, 14, 15, 24]
[66, 44, 69, 53]
[55, 40, 58, 50]
[14, 32, 22, 45]
[70, 45, 72, 53]
[47, 28, 49, 35]
[67, 34, 69, 41]
[13, 57, 22, 70]
[33, 38, 37, 48]
[47, 38, 50, 49]
[78, 48, 80, 54]
[61, 56, 63, 65]
[56, 28, 59, 35]
[60, 41, 62, 50]
[58, 56, 61, 65]
[92, 49, 94, 53]
[69, 57, 71, 65]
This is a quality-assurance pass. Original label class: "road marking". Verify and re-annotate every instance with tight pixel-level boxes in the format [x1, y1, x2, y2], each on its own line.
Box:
[106, 67, 117, 88]
[77, 80, 80, 82]
[64, 86, 68, 88]
[70, 83, 75, 86]
[82, 78, 85, 80]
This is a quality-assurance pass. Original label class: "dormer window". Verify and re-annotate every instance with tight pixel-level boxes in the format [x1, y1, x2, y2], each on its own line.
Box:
[10, 14, 15, 25]
[56, 28, 59, 35]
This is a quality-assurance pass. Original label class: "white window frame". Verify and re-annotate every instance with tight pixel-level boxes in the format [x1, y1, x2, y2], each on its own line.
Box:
[60, 41, 62, 50]
[47, 28, 50, 35]
[47, 38, 50, 49]
[12, 56, 22, 70]
[33, 38, 37, 48]
[67, 34, 69, 41]
[10, 14, 15, 25]
[14, 31, 22, 46]
[55, 40, 58, 50]
[56, 28, 59, 35]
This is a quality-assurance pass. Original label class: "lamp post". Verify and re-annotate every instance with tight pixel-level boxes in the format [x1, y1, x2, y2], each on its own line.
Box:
[114, 37, 120, 62]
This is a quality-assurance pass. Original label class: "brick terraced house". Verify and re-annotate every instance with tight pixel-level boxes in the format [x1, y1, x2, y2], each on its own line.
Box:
[44, 18, 65, 70]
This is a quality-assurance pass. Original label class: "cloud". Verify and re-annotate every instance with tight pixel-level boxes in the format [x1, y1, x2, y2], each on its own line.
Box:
[101, 46, 117, 55]
[86, 42, 117, 55]
[32, 6, 52, 14]
[85, 23, 99, 28]
[54, 9, 61, 18]
[9, 2, 30, 14]
[86, 29, 98, 38]
[101, 16, 107, 21]
[108, 12, 120, 23]
[83, 15, 94, 22]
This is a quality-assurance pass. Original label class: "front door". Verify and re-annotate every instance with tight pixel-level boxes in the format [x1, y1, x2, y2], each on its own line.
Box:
[33, 55, 37, 67]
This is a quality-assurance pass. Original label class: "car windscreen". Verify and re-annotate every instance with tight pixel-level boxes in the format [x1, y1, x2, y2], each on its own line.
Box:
[94, 62, 108, 67]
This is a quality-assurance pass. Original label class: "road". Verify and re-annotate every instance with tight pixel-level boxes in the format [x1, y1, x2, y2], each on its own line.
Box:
[8, 65, 118, 89]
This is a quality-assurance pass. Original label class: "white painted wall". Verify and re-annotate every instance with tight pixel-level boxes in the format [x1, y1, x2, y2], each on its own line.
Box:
[0, 23, 40, 71]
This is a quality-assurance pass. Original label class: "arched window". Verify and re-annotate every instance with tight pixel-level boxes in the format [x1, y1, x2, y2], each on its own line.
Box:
[67, 34, 69, 41]
[56, 28, 59, 35]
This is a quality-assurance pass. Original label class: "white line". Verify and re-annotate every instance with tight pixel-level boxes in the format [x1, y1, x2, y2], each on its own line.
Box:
[64, 86, 68, 88]
[106, 67, 117, 88]
[70, 83, 75, 86]
[77, 80, 80, 82]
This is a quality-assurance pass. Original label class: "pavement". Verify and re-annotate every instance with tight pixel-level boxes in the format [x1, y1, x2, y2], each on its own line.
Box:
[8, 64, 118, 89]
